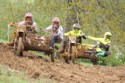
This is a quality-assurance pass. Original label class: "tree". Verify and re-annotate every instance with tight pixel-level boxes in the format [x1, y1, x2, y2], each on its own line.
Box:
[65, 0, 80, 32]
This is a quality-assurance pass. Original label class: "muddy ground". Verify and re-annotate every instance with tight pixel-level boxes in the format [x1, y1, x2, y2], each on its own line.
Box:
[0, 43, 125, 83]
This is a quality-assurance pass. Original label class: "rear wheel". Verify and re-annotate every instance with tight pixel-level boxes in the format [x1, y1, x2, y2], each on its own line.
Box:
[91, 59, 98, 65]
[90, 54, 98, 65]
[17, 37, 24, 56]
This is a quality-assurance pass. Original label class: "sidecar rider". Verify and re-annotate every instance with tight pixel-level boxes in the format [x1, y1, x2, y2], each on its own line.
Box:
[88, 32, 112, 57]
[44, 17, 63, 49]
[7, 13, 38, 46]
[19, 13, 38, 33]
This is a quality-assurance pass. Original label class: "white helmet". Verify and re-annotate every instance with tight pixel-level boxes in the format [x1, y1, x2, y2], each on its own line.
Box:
[73, 23, 81, 29]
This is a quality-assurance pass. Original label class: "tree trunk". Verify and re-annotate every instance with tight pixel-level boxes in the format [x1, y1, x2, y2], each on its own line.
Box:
[65, 0, 77, 33]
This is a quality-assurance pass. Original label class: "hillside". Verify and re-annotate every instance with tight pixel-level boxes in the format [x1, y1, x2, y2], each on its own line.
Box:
[0, 43, 125, 83]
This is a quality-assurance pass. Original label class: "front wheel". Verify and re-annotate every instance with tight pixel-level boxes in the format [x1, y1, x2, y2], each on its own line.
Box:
[65, 58, 70, 64]
[71, 46, 76, 63]
[17, 37, 24, 56]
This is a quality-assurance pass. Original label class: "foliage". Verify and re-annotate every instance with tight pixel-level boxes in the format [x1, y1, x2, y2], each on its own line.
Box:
[99, 55, 123, 66]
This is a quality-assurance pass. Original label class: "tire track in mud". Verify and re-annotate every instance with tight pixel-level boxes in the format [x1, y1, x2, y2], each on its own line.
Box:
[0, 43, 125, 83]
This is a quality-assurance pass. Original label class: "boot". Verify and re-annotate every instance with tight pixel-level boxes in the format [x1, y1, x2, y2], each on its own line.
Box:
[59, 40, 68, 53]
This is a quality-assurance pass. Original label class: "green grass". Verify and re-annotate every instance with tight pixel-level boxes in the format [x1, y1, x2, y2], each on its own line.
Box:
[0, 39, 7, 44]
[0, 65, 56, 83]
[29, 51, 50, 59]
[76, 59, 93, 66]
[0, 65, 29, 83]
[79, 61, 93, 66]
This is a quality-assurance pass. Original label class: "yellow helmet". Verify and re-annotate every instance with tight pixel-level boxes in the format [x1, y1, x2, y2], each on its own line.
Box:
[104, 32, 112, 39]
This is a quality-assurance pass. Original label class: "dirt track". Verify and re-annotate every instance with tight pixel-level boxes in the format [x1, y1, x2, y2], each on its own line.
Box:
[0, 43, 125, 83]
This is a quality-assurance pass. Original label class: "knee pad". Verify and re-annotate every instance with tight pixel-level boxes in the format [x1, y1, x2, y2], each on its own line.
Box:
[104, 51, 111, 57]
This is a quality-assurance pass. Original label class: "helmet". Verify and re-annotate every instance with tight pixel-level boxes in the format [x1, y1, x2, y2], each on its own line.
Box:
[73, 23, 81, 29]
[52, 17, 60, 24]
[104, 32, 112, 39]
[25, 13, 33, 18]
[104, 32, 112, 37]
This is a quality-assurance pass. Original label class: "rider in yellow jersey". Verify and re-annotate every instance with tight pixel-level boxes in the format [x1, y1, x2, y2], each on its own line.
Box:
[60, 23, 87, 53]
[88, 32, 112, 57]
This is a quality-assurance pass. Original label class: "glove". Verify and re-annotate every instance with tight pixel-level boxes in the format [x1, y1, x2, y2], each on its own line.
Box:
[105, 44, 111, 48]
[85, 36, 88, 39]
[53, 33, 59, 36]
[83, 36, 87, 39]
[80, 32, 88, 39]
[8, 22, 16, 27]
[26, 25, 35, 31]
[80, 33, 85, 36]
[26, 24, 31, 28]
